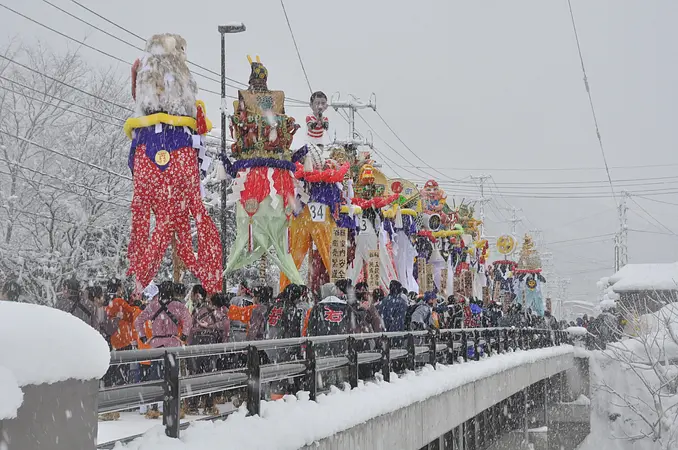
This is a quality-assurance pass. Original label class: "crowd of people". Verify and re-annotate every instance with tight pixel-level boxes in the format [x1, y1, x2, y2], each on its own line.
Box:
[2, 275, 580, 419]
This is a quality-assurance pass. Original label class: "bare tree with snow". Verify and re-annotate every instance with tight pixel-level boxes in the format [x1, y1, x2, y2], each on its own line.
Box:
[0, 41, 133, 304]
[590, 282, 678, 450]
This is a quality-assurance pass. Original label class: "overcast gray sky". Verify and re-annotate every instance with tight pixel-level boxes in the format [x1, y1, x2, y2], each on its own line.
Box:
[3, 0, 677, 314]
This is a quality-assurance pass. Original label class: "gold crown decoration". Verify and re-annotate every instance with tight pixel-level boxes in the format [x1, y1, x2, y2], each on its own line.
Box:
[517, 234, 542, 270]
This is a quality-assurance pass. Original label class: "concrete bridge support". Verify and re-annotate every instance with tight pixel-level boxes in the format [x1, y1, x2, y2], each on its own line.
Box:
[303, 353, 587, 450]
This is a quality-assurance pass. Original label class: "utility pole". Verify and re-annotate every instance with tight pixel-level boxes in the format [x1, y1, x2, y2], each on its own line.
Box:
[508, 206, 522, 236]
[218, 23, 246, 291]
[471, 174, 491, 238]
[529, 228, 544, 249]
[614, 191, 629, 272]
[331, 93, 377, 146]
[561, 278, 571, 320]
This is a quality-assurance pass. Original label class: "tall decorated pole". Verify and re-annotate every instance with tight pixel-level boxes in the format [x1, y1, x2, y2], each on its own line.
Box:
[221, 55, 304, 285]
[281, 91, 353, 292]
[218, 23, 246, 291]
[514, 234, 546, 316]
[125, 34, 223, 293]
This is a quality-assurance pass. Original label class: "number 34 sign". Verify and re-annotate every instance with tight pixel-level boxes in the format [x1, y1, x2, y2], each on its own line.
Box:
[308, 202, 326, 222]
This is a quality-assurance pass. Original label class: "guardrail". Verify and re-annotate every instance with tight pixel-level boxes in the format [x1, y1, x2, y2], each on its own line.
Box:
[98, 327, 570, 448]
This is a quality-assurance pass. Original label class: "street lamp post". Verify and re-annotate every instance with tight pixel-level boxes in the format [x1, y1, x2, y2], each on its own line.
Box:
[218, 23, 246, 291]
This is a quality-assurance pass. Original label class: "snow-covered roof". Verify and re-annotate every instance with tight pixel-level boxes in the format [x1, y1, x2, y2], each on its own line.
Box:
[608, 262, 678, 293]
[608, 302, 678, 362]
[0, 301, 110, 387]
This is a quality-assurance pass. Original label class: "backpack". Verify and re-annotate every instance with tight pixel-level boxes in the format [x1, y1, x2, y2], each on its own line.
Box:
[404, 304, 420, 331]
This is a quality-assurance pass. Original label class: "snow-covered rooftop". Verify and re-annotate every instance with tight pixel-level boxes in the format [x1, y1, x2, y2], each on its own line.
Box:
[0, 301, 110, 387]
[608, 262, 678, 293]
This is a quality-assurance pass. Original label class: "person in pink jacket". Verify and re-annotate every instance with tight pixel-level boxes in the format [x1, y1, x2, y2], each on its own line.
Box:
[135, 281, 192, 350]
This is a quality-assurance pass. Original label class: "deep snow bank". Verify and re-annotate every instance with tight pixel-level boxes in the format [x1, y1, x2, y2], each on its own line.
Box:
[118, 345, 574, 450]
[0, 366, 23, 420]
[0, 301, 110, 419]
[0, 301, 110, 386]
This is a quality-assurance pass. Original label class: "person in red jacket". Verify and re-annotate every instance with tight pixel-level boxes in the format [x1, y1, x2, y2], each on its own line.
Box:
[106, 278, 140, 351]
[103, 278, 141, 386]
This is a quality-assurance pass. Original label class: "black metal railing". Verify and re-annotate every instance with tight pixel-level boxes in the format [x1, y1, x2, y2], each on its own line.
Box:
[97, 327, 570, 448]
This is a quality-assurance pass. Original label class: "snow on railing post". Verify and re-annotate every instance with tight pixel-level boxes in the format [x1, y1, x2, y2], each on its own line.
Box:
[406, 333, 416, 371]
[461, 330, 468, 362]
[380, 335, 391, 382]
[303, 340, 317, 401]
[473, 330, 480, 361]
[488, 330, 494, 357]
[427, 329, 438, 366]
[246, 345, 261, 417]
[495, 329, 501, 354]
[504, 329, 510, 353]
[347, 336, 359, 389]
[447, 331, 456, 365]
[162, 351, 180, 438]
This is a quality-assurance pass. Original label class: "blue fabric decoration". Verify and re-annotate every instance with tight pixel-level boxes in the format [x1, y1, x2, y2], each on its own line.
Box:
[291, 145, 308, 163]
[129, 124, 195, 172]
[308, 182, 343, 216]
[232, 158, 297, 172]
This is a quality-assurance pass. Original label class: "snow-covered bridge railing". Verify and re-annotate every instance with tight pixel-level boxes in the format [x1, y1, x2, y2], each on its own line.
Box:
[97, 327, 570, 448]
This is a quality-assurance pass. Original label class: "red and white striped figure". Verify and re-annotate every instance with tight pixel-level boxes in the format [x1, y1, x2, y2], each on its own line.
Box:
[306, 91, 329, 145]
[306, 115, 329, 139]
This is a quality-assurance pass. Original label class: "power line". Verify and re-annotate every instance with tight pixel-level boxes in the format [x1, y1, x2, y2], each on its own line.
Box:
[0, 75, 126, 123]
[632, 195, 678, 208]
[566, 0, 616, 204]
[65, 0, 315, 105]
[373, 110, 461, 183]
[0, 54, 133, 112]
[66, 0, 251, 90]
[0, 200, 124, 229]
[398, 161, 678, 173]
[425, 180, 678, 198]
[629, 197, 678, 237]
[0, 3, 233, 99]
[0, 3, 130, 65]
[41, 0, 143, 51]
[279, 0, 312, 94]
[457, 174, 678, 187]
[415, 186, 678, 199]
[354, 111, 437, 180]
[628, 229, 678, 237]
[0, 168, 128, 209]
[0, 156, 131, 205]
[544, 233, 615, 245]
[0, 84, 123, 127]
[0, 131, 132, 181]
[38, 0, 249, 91]
[68, 0, 144, 41]
[541, 209, 612, 232]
